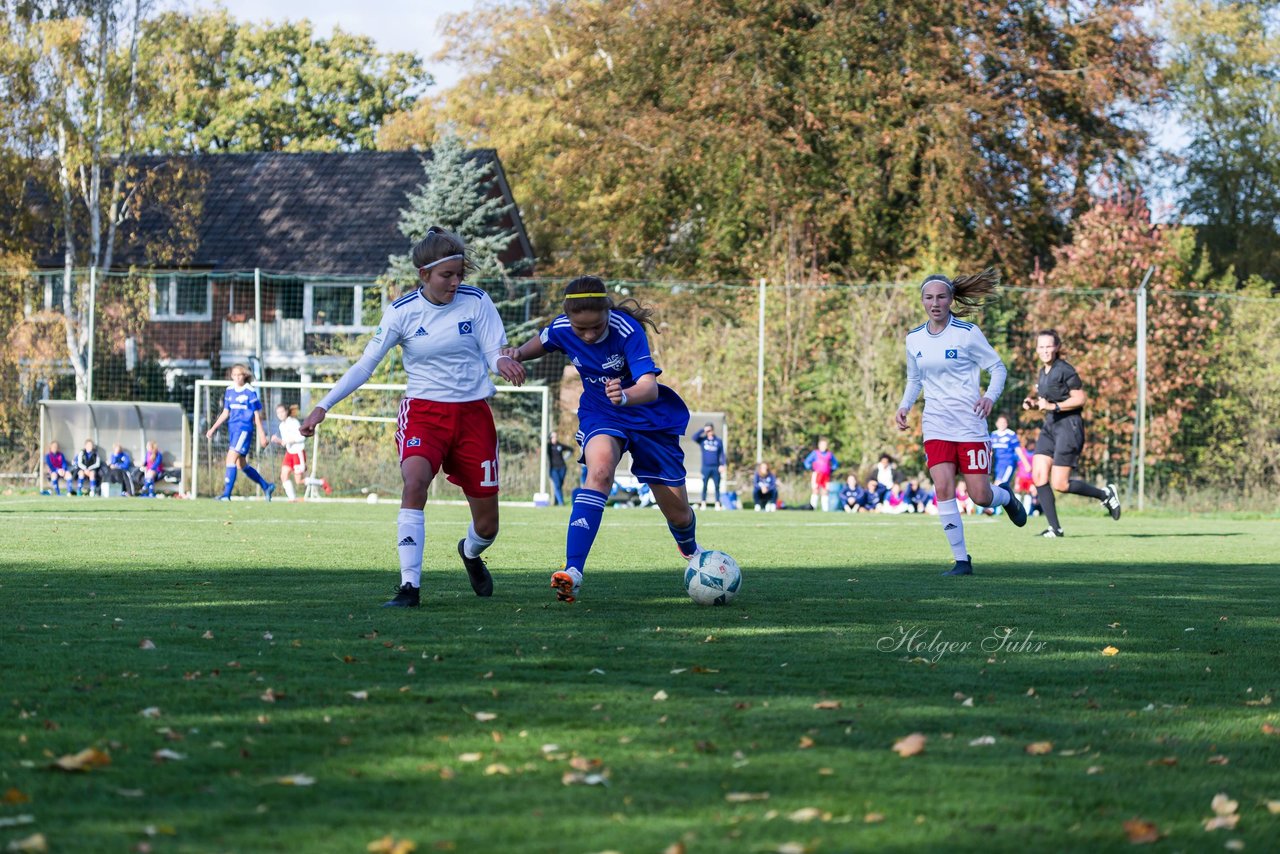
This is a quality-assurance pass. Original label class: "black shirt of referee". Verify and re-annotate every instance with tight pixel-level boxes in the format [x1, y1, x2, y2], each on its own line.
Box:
[1034, 358, 1085, 468]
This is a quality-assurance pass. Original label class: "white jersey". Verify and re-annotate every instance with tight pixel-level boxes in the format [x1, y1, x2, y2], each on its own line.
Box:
[317, 285, 508, 411]
[899, 315, 1007, 443]
[278, 416, 306, 454]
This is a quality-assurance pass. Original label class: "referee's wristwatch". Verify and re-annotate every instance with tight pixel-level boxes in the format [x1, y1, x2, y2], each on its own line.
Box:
[1053, 403, 1061, 413]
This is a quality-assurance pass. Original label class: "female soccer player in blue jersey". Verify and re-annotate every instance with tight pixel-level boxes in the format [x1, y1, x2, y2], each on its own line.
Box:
[300, 227, 526, 608]
[894, 270, 1027, 576]
[205, 363, 274, 501]
[502, 276, 703, 602]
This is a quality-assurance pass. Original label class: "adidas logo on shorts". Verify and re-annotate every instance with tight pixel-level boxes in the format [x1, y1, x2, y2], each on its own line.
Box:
[398, 537, 416, 546]
[571, 518, 591, 529]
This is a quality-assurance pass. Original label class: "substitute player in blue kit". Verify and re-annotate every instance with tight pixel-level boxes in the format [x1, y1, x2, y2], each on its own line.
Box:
[501, 276, 703, 603]
[895, 270, 1027, 576]
[205, 363, 274, 501]
[300, 227, 526, 608]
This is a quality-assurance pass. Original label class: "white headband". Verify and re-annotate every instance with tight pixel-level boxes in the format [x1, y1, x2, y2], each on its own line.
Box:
[418, 254, 465, 272]
[920, 275, 953, 294]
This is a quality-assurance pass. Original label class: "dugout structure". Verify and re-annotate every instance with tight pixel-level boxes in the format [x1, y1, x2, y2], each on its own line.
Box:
[37, 400, 192, 493]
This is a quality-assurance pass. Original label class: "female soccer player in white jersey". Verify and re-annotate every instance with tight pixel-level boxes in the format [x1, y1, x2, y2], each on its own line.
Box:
[894, 270, 1027, 576]
[299, 228, 526, 608]
[270, 404, 307, 501]
[501, 276, 703, 603]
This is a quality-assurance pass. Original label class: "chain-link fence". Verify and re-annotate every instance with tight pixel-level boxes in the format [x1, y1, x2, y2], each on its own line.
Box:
[3, 267, 1278, 509]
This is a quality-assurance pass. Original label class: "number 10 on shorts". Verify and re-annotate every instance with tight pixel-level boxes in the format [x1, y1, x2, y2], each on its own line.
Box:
[965, 447, 989, 472]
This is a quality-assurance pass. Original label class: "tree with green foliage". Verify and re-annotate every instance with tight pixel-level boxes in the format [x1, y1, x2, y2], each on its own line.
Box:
[135, 9, 429, 153]
[1162, 0, 1280, 286]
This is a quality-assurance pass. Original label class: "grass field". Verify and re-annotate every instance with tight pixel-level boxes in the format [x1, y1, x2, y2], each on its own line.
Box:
[1, 495, 1278, 853]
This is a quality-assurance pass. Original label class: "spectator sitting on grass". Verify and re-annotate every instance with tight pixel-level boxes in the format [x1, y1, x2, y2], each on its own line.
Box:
[838, 474, 862, 513]
[881, 482, 911, 514]
[855, 481, 880, 512]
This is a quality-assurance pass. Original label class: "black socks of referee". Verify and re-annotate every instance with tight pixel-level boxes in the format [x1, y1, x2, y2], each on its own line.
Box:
[1066, 479, 1108, 500]
[1038, 485, 1062, 532]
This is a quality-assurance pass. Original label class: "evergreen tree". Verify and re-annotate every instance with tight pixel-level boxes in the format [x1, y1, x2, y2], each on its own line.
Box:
[386, 129, 517, 287]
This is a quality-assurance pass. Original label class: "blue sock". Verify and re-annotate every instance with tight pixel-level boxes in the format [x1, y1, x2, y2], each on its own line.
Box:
[669, 511, 699, 559]
[242, 465, 268, 489]
[565, 488, 608, 573]
[76, 477, 84, 494]
[222, 465, 238, 497]
[51, 480, 60, 495]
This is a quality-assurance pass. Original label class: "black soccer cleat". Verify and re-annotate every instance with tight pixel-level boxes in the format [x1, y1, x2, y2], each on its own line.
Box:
[1039, 527, 1064, 538]
[942, 556, 973, 576]
[1102, 482, 1122, 521]
[1004, 493, 1028, 528]
[458, 540, 493, 597]
[382, 583, 420, 608]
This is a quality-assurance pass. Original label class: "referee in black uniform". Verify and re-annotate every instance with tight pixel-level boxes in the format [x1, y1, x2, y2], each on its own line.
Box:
[1022, 329, 1121, 537]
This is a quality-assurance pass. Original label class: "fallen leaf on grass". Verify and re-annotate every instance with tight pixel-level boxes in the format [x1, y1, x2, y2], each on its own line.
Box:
[276, 774, 315, 786]
[1224, 841, 1244, 852]
[1204, 815, 1239, 831]
[772, 844, 807, 854]
[1207, 755, 1230, 765]
[892, 733, 926, 757]
[961, 697, 974, 707]
[652, 690, 668, 702]
[1024, 741, 1054, 755]
[969, 736, 996, 746]
[139, 639, 156, 650]
[798, 736, 815, 749]
[4, 832, 47, 852]
[1262, 723, 1278, 735]
[724, 792, 769, 803]
[152, 749, 185, 762]
[662, 843, 685, 854]
[201, 630, 214, 639]
[473, 712, 497, 722]
[569, 757, 602, 772]
[366, 836, 416, 854]
[1266, 800, 1280, 814]
[52, 747, 111, 772]
[483, 764, 510, 776]
[1087, 766, 1104, 775]
[1147, 756, 1178, 766]
[1211, 793, 1239, 816]
[1122, 818, 1162, 844]
[1101, 646, 1119, 656]
[864, 812, 885, 823]
[813, 701, 841, 710]
[260, 688, 280, 703]
[2, 788, 29, 805]
[0, 816, 35, 830]
[1244, 695, 1272, 707]
[348, 691, 369, 701]
[787, 807, 824, 823]
[457, 753, 483, 763]
[561, 771, 608, 786]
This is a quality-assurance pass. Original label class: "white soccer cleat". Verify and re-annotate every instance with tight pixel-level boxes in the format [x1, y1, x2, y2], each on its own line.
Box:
[551, 567, 583, 603]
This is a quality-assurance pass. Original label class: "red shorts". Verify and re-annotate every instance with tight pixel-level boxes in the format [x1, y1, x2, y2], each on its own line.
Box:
[396, 398, 500, 497]
[924, 440, 992, 475]
[283, 451, 306, 471]
[812, 471, 832, 490]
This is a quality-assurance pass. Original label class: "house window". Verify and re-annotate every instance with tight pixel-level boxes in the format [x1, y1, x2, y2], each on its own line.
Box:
[152, 274, 211, 321]
[304, 282, 382, 332]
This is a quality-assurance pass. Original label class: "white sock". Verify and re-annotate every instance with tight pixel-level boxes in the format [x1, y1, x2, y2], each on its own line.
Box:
[937, 498, 968, 561]
[980, 483, 1010, 509]
[397, 508, 425, 588]
[283, 479, 296, 500]
[463, 521, 495, 559]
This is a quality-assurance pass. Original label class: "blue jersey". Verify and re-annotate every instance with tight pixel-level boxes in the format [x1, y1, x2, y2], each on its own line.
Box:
[989, 427, 1021, 474]
[692, 430, 725, 467]
[109, 450, 132, 470]
[539, 310, 689, 435]
[223, 384, 262, 432]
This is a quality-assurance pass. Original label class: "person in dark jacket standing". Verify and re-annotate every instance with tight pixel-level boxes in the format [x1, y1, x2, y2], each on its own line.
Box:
[692, 422, 726, 510]
[547, 430, 570, 506]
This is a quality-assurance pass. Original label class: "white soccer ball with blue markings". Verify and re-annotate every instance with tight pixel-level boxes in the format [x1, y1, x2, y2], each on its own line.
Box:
[684, 550, 742, 606]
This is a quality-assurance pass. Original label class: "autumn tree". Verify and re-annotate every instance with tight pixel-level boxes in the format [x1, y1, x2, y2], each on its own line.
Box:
[1023, 191, 1224, 485]
[429, 0, 1161, 281]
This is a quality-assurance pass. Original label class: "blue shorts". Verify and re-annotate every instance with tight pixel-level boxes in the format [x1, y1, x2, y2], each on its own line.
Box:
[229, 426, 255, 457]
[576, 419, 687, 486]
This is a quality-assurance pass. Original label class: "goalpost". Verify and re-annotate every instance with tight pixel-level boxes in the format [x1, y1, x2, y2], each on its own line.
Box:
[191, 379, 550, 502]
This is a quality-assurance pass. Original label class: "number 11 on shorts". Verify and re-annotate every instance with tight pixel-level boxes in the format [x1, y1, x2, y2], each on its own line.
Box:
[480, 458, 499, 487]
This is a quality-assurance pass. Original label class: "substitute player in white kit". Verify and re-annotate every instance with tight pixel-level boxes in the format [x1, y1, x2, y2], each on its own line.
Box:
[895, 270, 1027, 576]
[300, 227, 526, 607]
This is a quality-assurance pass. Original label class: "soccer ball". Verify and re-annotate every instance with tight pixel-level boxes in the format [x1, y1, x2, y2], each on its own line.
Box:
[684, 550, 742, 606]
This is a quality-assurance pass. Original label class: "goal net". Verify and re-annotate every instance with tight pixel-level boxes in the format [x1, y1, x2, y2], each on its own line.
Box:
[191, 379, 550, 501]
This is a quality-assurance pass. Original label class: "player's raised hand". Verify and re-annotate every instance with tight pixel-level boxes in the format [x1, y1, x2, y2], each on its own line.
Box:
[605, 378, 625, 406]
[894, 407, 910, 431]
[496, 355, 526, 386]
[299, 406, 326, 438]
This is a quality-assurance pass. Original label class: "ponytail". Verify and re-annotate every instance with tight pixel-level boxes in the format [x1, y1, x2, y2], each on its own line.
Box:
[949, 268, 1000, 317]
